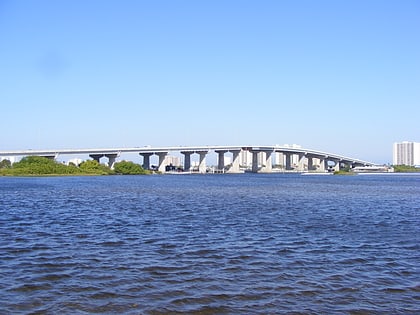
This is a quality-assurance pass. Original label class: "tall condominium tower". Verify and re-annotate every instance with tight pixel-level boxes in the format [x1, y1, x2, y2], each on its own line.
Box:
[393, 141, 420, 166]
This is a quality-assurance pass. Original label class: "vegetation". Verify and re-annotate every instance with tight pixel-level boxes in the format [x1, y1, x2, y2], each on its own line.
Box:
[0, 159, 12, 169]
[2, 156, 83, 176]
[333, 170, 355, 175]
[113, 160, 149, 175]
[0, 156, 149, 176]
[333, 165, 354, 175]
[392, 165, 420, 172]
[79, 160, 114, 175]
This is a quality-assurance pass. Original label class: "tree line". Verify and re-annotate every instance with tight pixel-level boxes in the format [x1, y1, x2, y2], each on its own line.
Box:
[0, 156, 150, 176]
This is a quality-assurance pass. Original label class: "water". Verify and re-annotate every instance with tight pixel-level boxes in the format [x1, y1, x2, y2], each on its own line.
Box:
[0, 173, 419, 314]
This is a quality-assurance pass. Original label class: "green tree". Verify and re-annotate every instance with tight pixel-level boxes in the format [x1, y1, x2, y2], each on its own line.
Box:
[11, 156, 81, 175]
[114, 160, 147, 175]
[12, 156, 57, 174]
[79, 160, 113, 175]
[1, 156, 152, 176]
[0, 159, 12, 169]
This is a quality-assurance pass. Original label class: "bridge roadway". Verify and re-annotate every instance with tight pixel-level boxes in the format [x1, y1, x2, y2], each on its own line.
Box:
[0, 145, 374, 173]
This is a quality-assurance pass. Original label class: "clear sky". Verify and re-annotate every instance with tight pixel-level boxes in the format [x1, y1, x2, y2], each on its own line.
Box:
[0, 0, 419, 164]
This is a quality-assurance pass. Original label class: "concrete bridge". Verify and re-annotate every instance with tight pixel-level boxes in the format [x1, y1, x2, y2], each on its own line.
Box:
[0, 145, 374, 173]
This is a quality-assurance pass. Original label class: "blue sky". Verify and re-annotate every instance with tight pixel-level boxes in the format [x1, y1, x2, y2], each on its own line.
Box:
[0, 0, 419, 164]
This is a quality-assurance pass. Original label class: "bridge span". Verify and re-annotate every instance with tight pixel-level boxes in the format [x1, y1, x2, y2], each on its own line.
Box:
[0, 145, 374, 173]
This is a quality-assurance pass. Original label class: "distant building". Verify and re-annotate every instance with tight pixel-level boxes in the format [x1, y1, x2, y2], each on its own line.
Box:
[239, 150, 270, 168]
[393, 141, 420, 166]
[67, 158, 83, 166]
[223, 156, 232, 166]
[240, 150, 252, 168]
[164, 155, 181, 167]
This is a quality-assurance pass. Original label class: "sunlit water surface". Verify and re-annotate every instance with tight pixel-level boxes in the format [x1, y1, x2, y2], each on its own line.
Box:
[0, 174, 419, 314]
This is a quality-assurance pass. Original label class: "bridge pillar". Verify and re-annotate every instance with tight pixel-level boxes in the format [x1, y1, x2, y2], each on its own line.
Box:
[261, 151, 273, 173]
[307, 156, 314, 171]
[181, 151, 193, 172]
[229, 150, 241, 173]
[89, 154, 104, 163]
[332, 160, 341, 172]
[318, 158, 324, 171]
[251, 151, 259, 173]
[140, 153, 153, 170]
[284, 153, 292, 170]
[318, 157, 328, 172]
[156, 152, 168, 173]
[297, 153, 306, 172]
[275, 152, 284, 168]
[197, 151, 208, 173]
[105, 153, 119, 169]
[215, 150, 227, 171]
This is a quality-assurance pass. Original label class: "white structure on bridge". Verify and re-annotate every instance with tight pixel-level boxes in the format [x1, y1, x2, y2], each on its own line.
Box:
[0, 145, 374, 174]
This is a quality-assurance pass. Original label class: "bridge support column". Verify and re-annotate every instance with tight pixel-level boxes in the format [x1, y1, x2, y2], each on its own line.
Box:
[90, 154, 104, 163]
[229, 150, 241, 173]
[307, 157, 314, 171]
[181, 151, 193, 172]
[318, 158, 324, 172]
[105, 153, 119, 169]
[140, 153, 153, 170]
[297, 153, 306, 172]
[332, 160, 341, 172]
[284, 153, 292, 170]
[251, 151, 259, 173]
[156, 152, 168, 173]
[318, 158, 328, 172]
[215, 150, 227, 171]
[261, 151, 273, 173]
[197, 151, 208, 174]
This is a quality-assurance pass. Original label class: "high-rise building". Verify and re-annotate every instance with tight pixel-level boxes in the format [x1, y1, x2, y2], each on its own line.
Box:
[393, 141, 420, 166]
[240, 150, 253, 168]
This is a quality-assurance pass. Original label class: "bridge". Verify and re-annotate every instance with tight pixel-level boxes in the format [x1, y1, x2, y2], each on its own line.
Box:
[0, 145, 375, 173]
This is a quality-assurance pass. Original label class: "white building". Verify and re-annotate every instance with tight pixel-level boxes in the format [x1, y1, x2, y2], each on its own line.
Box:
[240, 150, 253, 168]
[239, 150, 269, 167]
[393, 141, 420, 166]
[164, 155, 181, 167]
[67, 158, 83, 166]
[223, 156, 232, 166]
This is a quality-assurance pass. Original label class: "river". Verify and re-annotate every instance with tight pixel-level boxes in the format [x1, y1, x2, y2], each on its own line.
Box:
[0, 173, 419, 314]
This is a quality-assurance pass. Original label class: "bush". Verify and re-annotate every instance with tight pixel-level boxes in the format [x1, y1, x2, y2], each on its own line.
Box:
[9, 156, 83, 175]
[114, 160, 148, 175]
[393, 165, 420, 172]
[1, 156, 150, 176]
[79, 160, 114, 175]
[0, 159, 12, 169]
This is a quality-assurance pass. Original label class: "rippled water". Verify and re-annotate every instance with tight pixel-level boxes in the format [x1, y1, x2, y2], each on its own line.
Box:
[0, 174, 419, 314]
